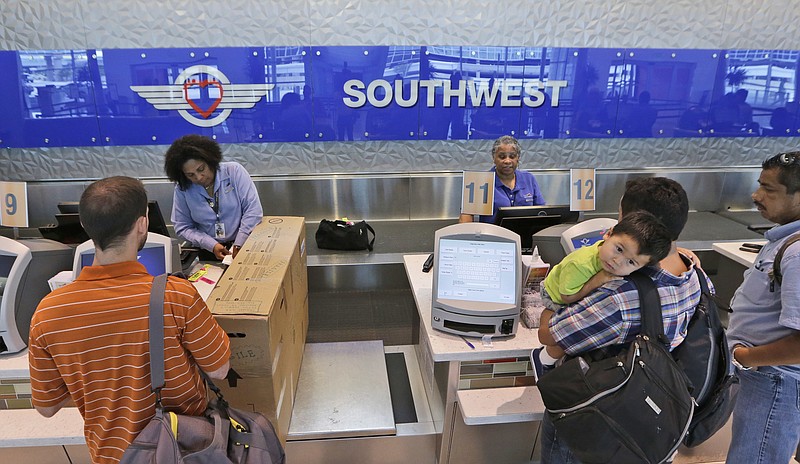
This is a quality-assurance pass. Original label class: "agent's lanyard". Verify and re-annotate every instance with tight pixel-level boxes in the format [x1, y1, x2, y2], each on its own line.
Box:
[206, 191, 220, 222]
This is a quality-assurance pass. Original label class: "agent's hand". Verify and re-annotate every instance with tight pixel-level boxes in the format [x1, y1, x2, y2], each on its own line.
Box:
[213, 242, 231, 261]
[231, 245, 241, 258]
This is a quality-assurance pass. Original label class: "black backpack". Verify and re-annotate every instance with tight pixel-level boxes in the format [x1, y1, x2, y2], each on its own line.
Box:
[669, 266, 738, 447]
[537, 271, 695, 464]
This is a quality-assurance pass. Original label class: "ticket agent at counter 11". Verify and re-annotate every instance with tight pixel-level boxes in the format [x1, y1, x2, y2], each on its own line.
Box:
[431, 223, 522, 338]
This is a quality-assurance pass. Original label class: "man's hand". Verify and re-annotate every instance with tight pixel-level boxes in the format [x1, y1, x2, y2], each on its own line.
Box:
[212, 242, 231, 261]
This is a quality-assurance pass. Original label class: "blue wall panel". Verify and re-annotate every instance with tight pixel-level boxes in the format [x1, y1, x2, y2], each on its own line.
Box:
[2, 46, 800, 148]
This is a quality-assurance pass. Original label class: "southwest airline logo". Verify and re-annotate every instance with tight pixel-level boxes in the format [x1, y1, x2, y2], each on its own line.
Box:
[130, 65, 274, 127]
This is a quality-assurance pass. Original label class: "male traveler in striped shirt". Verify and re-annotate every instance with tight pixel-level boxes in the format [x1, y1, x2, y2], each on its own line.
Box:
[28, 176, 231, 464]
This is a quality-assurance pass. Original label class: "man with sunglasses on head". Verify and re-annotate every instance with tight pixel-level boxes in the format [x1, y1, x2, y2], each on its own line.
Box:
[725, 151, 800, 464]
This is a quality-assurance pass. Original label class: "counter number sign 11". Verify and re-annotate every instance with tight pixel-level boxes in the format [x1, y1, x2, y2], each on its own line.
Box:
[570, 168, 596, 211]
[0, 181, 29, 228]
[461, 171, 495, 217]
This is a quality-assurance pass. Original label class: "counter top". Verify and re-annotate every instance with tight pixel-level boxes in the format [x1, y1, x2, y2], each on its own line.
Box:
[712, 240, 765, 267]
[0, 407, 84, 448]
[0, 349, 29, 378]
[404, 254, 540, 363]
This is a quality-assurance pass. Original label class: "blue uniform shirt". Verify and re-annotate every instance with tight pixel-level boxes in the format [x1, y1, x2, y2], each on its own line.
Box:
[727, 219, 800, 379]
[171, 161, 263, 252]
[478, 167, 546, 224]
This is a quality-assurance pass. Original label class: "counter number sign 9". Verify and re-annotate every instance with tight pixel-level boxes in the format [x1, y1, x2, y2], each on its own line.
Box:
[0, 181, 29, 228]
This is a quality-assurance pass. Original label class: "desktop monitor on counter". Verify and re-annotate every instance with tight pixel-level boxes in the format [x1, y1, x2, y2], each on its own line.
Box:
[147, 200, 172, 238]
[0, 237, 74, 354]
[494, 205, 580, 251]
[431, 222, 521, 338]
[73, 232, 180, 279]
[560, 217, 619, 253]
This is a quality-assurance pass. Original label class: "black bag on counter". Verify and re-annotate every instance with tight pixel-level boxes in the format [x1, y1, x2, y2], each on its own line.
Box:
[315, 219, 376, 251]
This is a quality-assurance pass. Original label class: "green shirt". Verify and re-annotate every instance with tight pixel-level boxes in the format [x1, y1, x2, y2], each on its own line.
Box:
[543, 241, 603, 304]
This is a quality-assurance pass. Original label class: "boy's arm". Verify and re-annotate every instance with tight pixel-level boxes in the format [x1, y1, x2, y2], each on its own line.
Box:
[559, 270, 620, 304]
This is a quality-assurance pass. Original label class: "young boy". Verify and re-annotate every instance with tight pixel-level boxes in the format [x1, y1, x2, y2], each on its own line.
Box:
[532, 210, 672, 378]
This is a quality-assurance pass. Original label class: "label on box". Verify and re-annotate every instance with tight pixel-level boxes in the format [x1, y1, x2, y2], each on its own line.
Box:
[212, 300, 264, 314]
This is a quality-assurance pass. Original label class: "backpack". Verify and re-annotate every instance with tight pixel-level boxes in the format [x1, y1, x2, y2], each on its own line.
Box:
[769, 232, 800, 290]
[670, 266, 738, 447]
[537, 271, 695, 464]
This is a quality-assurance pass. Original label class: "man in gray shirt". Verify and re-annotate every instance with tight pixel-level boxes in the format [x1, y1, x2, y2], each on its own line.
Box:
[726, 151, 800, 464]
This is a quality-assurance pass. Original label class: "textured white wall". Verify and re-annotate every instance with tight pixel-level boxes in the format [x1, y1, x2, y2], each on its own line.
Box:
[1, 0, 799, 180]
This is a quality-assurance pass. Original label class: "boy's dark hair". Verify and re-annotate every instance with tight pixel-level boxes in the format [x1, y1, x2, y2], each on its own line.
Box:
[762, 151, 800, 195]
[609, 211, 672, 265]
[79, 176, 147, 251]
[620, 177, 688, 241]
[164, 134, 223, 190]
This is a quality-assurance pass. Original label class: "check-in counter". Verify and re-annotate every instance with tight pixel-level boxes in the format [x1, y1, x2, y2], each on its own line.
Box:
[404, 254, 544, 464]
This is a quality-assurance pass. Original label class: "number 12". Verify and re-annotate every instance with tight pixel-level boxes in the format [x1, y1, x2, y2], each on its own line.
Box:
[573, 179, 594, 200]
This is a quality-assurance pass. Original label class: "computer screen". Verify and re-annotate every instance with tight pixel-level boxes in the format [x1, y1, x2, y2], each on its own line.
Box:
[0, 255, 15, 279]
[431, 222, 521, 337]
[560, 217, 619, 254]
[494, 204, 580, 251]
[147, 200, 172, 238]
[436, 238, 517, 304]
[73, 232, 177, 278]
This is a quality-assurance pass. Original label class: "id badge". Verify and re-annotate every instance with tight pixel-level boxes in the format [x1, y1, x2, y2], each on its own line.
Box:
[214, 222, 226, 238]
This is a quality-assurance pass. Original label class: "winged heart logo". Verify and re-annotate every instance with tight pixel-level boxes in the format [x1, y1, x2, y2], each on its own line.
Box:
[183, 79, 224, 118]
[130, 65, 275, 127]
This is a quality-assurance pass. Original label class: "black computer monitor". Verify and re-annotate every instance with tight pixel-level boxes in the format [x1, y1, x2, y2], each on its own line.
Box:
[494, 204, 580, 251]
[147, 200, 172, 238]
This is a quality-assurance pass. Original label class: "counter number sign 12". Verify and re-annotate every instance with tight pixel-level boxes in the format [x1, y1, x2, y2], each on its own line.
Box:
[461, 171, 495, 217]
[570, 168, 596, 211]
[0, 181, 29, 228]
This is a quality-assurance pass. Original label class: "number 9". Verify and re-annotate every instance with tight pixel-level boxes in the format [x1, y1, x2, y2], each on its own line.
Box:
[5, 193, 16, 215]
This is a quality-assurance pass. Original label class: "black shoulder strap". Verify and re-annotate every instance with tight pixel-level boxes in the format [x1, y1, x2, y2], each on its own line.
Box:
[772, 232, 800, 286]
[627, 271, 668, 347]
[694, 266, 711, 296]
[148, 274, 168, 393]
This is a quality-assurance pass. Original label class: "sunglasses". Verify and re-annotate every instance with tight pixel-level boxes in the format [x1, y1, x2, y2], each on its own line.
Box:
[778, 152, 800, 165]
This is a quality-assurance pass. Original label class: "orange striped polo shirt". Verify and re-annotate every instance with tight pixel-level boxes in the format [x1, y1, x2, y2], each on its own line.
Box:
[28, 261, 231, 464]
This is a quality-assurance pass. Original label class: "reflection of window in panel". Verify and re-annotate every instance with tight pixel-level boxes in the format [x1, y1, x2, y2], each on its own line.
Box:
[265, 47, 306, 104]
[607, 63, 636, 99]
[20, 50, 92, 119]
[727, 50, 799, 108]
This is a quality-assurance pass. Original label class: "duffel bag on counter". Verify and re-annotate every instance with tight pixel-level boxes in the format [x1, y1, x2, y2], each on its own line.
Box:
[315, 219, 376, 251]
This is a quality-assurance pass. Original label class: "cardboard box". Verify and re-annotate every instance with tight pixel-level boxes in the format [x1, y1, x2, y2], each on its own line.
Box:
[206, 216, 308, 442]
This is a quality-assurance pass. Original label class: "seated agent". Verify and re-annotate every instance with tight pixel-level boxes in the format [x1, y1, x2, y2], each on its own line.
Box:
[536, 177, 712, 464]
[458, 135, 546, 224]
[28, 176, 231, 464]
[532, 210, 672, 377]
[165, 134, 263, 260]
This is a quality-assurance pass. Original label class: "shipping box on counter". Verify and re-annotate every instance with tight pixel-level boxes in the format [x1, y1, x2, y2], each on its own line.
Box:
[205, 216, 308, 443]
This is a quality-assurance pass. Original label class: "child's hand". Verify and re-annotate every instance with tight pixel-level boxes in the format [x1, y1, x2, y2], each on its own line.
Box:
[594, 269, 623, 285]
